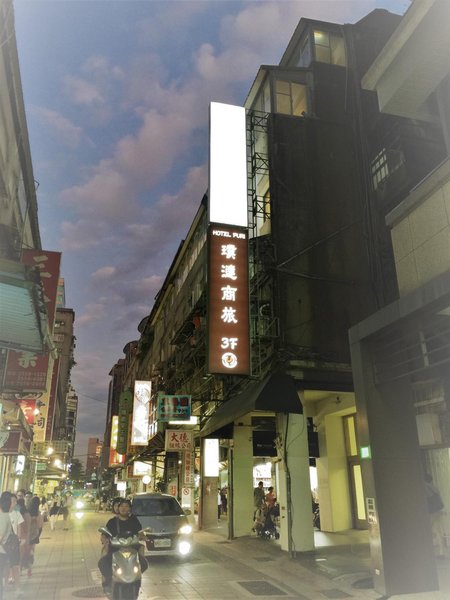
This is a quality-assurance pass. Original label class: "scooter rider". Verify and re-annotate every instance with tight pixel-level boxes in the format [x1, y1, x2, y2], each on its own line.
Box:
[98, 498, 148, 594]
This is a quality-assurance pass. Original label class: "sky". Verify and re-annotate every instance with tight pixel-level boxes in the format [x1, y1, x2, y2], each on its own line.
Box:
[12, 0, 409, 463]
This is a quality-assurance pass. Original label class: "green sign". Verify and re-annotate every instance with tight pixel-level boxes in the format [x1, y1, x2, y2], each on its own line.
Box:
[360, 446, 371, 460]
[117, 391, 133, 455]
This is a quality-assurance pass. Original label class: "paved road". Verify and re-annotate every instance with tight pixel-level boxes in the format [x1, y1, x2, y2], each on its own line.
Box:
[6, 510, 449, 600]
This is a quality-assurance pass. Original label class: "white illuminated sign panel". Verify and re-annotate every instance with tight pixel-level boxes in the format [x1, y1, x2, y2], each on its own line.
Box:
[131, 380, 151, 446]
[207, 225, 250, 375]
[203, 438, 219, 477]
[110, 415, 119, 450]
[209, 102, 247, 228]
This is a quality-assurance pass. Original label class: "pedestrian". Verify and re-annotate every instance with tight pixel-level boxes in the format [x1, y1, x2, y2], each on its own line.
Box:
[0, 493, 13, 600]
[6, 492, 24, 595]
[27, 497, 44, 576]
[62, 492, 73, 530]
[220, 487, 228, 515]
[16, 498, 31, 577]
[39, 497, 49, 522]
[23, 492, 32, 511]
[48, 498, 60, 531]
[253, 481, 265, 517]
[218, 491, 221, 520]
[265, 486, 276, 508]
[424, 473, 445, 558]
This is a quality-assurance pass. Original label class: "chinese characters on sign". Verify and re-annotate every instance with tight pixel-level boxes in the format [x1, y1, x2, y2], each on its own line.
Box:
[183, 451, 194, 486]
[4, 250, 61, 392]
[165, 430, 194, 452]
[207, 225, 250, 375]
[157, 394, 191, 421]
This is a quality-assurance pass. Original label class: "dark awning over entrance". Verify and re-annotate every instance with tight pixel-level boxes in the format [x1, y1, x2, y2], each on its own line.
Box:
[132, 431, 165, 462]
[199, 372, 302, 438]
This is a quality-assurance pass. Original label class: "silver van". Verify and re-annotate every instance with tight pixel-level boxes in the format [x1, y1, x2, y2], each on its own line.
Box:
[131, 493, 193, 558]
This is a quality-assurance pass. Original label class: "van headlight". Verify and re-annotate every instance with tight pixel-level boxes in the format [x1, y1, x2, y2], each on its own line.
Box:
[178, 524, 192, 535]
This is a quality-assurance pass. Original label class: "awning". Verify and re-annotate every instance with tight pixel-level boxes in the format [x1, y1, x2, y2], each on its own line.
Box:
[199, 372, 302, 438]
[131, 431, 165, 462]
[0, 257, 48, 353]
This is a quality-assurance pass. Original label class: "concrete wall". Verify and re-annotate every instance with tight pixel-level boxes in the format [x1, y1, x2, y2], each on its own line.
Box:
[391, 174, 450, 295]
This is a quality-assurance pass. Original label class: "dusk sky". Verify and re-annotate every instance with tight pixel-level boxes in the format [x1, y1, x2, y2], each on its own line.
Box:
[12, 0, 409, 462]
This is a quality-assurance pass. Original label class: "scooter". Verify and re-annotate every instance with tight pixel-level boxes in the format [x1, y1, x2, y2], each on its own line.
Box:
[98, 527, 143, 600]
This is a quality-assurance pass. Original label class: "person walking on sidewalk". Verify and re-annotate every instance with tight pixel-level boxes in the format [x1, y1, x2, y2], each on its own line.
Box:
[48, 498, 60, 531]
[27, 497, 44, 576]
[0, 492, 13, 600]
[6, 492, 24, 596]
[16, 498, 31, 578]
[253, 481, 265, 517]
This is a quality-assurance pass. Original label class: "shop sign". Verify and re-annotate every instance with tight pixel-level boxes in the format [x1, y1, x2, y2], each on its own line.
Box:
[117, 391, 133, 455]
[207, 225, 250, 375]
[0, 431, 22, 455]
[131, 381, 151, 446]
[157, 394, 191, 421]
[110, 416, 119, 450]
[4, 250, 61, 392]
[109, 448, 125, 467]
[183, 451, 194, 486]
[133, 461, 151, 476]
[165, 430, 194, 451]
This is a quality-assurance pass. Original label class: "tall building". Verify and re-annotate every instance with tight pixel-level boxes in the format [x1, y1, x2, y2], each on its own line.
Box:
[86, 437, 103, 481]
[350, 0, 450, 594]
[104, 1, 449, 595]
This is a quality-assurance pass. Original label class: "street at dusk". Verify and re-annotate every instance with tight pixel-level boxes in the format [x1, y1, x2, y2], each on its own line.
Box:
[2, 0, 450, 599]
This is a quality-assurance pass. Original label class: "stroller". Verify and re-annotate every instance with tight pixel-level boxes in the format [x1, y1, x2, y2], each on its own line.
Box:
[254, 503, 280, 540]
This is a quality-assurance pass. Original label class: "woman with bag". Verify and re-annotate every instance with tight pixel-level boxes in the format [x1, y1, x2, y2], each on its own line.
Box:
[27, 497, 44, 577]
[5, 492, 24, 593]
[0, 492, 13, 600]
[16, 497, 31, 577]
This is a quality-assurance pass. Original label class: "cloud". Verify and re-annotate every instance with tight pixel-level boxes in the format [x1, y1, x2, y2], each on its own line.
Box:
[77, 303, 107, 326]
[30, 106, 84, 148]
[64, 75, 105, 106]
[91, 266, 117, 281]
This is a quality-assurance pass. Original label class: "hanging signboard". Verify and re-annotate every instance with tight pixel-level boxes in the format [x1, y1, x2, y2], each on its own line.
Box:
[165, 430, 194, 452]
[117, 391, 133, 455]
[157, 394, 191, 421]
[131, 381, 151, 446]
[207, 224, 250, 375]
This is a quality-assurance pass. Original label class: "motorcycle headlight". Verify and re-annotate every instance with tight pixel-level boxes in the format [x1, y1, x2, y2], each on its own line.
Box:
[76, 500, 84, 509]
[116, 567, 122, 576]
[178, 524, 192, 535]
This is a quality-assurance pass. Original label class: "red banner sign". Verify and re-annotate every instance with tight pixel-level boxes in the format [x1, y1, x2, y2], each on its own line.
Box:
[4, 250, 61, 392]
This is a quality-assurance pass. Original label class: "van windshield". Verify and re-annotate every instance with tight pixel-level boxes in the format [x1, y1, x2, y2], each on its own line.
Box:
[133, 497, 183, 517]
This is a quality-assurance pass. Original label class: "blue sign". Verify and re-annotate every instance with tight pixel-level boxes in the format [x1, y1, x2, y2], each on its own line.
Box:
[157, 394, 191, 421]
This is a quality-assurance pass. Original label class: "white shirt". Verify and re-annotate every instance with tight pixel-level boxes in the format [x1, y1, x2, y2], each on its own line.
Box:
[10, 509, 24, 535]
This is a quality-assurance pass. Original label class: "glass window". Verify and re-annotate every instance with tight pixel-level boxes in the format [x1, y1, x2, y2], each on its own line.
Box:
[132, 496, 184, 517]
[297, 36, 311, 68]
[275, 80, 308, 117]
[313, 30, 346, 66]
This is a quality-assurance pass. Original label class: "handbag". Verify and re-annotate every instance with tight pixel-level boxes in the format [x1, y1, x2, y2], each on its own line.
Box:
[4, 532, 20, 555]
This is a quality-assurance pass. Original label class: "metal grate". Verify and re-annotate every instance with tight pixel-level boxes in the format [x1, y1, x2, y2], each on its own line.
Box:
[237, 580, 287, 596]
[321, 591, 352, 599]
[72, 587, 105, 598]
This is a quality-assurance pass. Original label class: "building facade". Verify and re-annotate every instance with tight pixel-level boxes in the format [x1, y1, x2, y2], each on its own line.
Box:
[103, 2, 448, 595]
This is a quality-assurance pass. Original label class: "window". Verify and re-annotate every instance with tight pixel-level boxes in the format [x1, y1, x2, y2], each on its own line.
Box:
[313, 30, 346, 66]
[275, 80, 308, 116]
[297, 36, 312, 68]
[370, 146, 405, 190]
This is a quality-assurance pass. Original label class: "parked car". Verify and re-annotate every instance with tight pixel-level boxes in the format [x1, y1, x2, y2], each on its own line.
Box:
[131, 493, 193, 558]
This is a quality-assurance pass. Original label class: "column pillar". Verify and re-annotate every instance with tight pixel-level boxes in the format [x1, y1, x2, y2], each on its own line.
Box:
[231, 418, 253, 537]
[276, 411, 314, 553]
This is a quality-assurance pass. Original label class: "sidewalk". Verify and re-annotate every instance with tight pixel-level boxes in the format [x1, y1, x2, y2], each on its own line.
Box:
[6, 511, 450, 600]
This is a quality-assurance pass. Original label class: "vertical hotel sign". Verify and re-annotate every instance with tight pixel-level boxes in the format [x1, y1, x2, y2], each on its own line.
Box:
[207, 226, 249, 374]
[208, 102, 249, 375]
